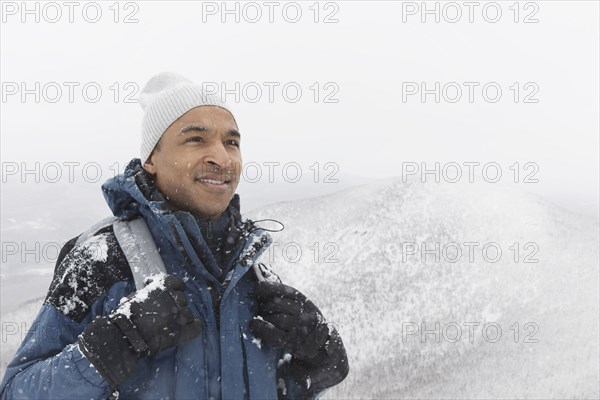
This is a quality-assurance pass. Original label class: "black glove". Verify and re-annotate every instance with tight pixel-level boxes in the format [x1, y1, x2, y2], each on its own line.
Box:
[249, 281, 349, 394]
[249, 281, 331, 362]
[77, 274, 202, 388]
[276, 328, 349, 396]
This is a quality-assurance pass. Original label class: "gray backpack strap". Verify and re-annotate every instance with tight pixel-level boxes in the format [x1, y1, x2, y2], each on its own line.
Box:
[112, 217, 167, 291]
[75, 215, 118, 246]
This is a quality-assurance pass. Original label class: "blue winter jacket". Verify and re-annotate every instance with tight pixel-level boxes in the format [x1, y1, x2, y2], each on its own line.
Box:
[0, 158, 348, 399]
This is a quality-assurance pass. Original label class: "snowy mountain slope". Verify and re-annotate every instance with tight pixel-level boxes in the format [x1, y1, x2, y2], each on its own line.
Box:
[246, 177, 599, 399]
[0, 297, 46, 375]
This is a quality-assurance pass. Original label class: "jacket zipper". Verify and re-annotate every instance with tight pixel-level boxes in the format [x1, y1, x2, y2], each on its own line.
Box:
[213, 220, 254, 329]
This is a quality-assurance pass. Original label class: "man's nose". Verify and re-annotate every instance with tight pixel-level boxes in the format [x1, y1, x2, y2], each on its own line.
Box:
[205, 142, 232, 169]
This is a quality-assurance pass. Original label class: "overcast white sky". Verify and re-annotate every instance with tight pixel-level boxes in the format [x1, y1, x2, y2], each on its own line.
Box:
[1, 1, 598, 214]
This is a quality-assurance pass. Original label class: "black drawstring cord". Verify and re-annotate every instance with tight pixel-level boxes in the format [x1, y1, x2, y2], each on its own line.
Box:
[246, 218, 285, 233]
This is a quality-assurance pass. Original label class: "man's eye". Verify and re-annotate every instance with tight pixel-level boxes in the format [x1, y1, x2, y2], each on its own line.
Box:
[185, 136, 203, 143]
[226, 140, 240, 148]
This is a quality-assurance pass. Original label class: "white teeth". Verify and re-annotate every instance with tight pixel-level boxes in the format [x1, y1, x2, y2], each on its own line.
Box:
[198, 178, 226, 185]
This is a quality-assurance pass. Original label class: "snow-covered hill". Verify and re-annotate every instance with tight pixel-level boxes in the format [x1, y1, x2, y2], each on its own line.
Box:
[246, 177, 600, 399]
[1, 177, 598, 398]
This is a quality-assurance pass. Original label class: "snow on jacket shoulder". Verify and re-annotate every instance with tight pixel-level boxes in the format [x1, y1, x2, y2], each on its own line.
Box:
[0, 225, 135, 399]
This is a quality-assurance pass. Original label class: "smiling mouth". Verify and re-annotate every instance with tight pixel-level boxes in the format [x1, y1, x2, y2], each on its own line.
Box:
[194, 177, 233, 192]
[196, 178, 230, 185]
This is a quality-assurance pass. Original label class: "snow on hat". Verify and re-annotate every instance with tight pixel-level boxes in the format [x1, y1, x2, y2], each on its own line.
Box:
[139, 71, 233, 163]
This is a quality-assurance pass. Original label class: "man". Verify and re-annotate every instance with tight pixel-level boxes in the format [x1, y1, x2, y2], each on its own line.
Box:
[0, 72, 349, 399]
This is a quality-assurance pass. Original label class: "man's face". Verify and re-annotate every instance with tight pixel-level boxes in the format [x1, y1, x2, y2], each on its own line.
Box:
[143, 105, 242, 220]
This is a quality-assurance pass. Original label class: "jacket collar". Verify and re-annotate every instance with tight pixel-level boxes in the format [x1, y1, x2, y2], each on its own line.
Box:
[101, 158, 271, 285]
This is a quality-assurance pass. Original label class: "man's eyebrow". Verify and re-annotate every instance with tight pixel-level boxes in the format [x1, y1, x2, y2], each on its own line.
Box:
[227, 129, 241, 139]
[178, 124, 207, 135]
[178, 124, 241, 139]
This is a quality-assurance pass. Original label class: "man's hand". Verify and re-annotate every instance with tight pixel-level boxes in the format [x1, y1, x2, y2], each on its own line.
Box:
[77, 274, 202, 388]
[249, 281, 331, 363]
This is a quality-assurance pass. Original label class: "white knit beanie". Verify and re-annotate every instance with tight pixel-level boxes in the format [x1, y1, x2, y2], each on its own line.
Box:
[139, 72, 233, 163]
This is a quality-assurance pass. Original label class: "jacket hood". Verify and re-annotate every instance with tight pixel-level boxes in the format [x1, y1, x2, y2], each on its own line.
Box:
[100, 158, 251, 283]
[101, 157, 242, 224]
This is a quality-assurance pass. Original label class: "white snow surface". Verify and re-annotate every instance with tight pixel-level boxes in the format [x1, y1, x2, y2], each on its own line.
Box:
[246, 176, 600, 399]
[1, 177, 598, 398]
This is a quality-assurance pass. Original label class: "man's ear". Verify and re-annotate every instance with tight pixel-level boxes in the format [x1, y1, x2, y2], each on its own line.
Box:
[143, 154, 157, 175]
